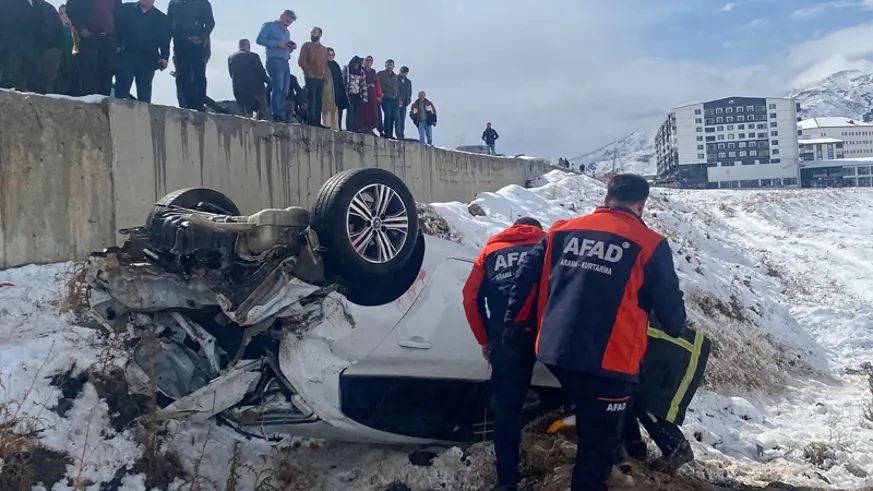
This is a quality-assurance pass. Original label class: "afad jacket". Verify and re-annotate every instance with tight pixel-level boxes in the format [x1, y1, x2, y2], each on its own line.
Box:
[462, 224, 546, 346]
[503, 206, 687, 381]
[410, 98, 437, 127]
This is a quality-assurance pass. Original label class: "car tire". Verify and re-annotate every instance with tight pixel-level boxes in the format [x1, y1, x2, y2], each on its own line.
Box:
[343, 230, 426, 306]
[311, 168, 420, 279]
[152, 188, 241, 217]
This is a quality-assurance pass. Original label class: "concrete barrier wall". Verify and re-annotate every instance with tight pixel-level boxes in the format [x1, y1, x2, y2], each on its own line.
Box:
[0, 91, 554, 269]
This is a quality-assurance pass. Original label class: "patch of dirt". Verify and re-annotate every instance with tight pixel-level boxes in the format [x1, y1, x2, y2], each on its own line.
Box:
[416, 203, 464, 243]
[90, 368, 150, 432]
[132, 449, 186, 491]
[0, 437, 71, 491]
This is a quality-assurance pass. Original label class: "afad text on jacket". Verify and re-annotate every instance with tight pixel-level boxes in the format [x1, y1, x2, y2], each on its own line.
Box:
[462, 224, 546, 346]
[503, 207, 686, 381]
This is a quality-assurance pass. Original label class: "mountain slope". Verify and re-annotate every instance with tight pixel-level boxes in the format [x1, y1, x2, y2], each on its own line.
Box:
[789, 68, 873, 122]
[568, 131, 656, 175]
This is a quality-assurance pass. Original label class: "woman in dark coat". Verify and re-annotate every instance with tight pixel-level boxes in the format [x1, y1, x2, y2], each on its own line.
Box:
[343, 56, 364, 132]
[356, 55, 381, 135]
[326, 48, 348, 129]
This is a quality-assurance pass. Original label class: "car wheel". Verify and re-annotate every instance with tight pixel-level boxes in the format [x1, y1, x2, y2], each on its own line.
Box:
[311, 168, 420, 279]
[151, 188, 241, 217]
[343, 230, 426, 306]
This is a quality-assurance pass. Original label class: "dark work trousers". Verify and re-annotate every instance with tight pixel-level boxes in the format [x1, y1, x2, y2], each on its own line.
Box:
[490, 327, 536, 487]
[174, 40, 207, 110]
[622, 403, 686, 458]
[23, 48, 62, 94]
[398, 104, 408, 138]
[77, 33, 117, 96]
[114, 51, 157, 102]
[547, 366, 632, 491]
[381, 96, 399, 139]
[0, 36, 29, 90]
[234, 89, 267, 119]
[337, 108, 344, 131]
[304, 77, 324, 126]
[346, 102, 359, 132]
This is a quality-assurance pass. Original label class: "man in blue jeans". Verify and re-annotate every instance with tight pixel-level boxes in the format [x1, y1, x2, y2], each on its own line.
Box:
[257, 9, 297, 122]
[410, 90, 437, 145]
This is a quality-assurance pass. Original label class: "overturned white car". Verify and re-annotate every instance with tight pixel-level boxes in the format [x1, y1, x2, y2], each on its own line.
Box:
[85, 168, 563, 445]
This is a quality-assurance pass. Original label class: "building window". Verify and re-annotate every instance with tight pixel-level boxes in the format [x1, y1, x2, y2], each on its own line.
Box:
[739, 142, 747, 148]
[718, 152, 726, 158]
[727, 107, 734, 113]
[769, 103, 776, 109]
[717, 125, 724, 131]
[697, 154, 705, 159]
[707, 144, 716, 150]
[746, 105, 754, 112]
[750, 150, 757, 156]
[772, 149, 780, 155]
[695, 118, 703, 124]
[705, 127, 715, 133]
[697, 144, 704, 150]
[757, 124, 766, 129]
[696, 127, 703, 132]
[716, 117, 724, 123]
[716, 108, 723, 114]
[859, 166, 871, 176]
[706, 118, 715, 124]
[728, 133, 735, 140]
[726, 116, 734, 122]
[705, 136, 715, 142]
[717, 143, 725, 149]
[705, 109, 714, 116]
[783, 177, 796, 185]
[739, 151, 747, 157]
[759, 114, 768, 121]
[737, 115, 745, 122]
[738, 133, 745, 139]
[770, 113, 777, 119]
[737, 106, 744, 113]
[750, 141, 757, 147]
[770, 122, 778, 128]
[717, 135, 725, 140]
[727, 125, 734, 130]
[771, 140, 779, 146]
[694, 109, 702, 115]
[697, 136, 705, 141]
[727, 142, 736, 149]
[758, 132, 767, 138]
[756, 105, 766, 111]
[728, 151, 736, 157]
[771, 131, 778, 136]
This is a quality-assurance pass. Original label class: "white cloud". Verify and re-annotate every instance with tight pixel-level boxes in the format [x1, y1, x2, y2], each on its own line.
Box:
[720, 2, 740, 12]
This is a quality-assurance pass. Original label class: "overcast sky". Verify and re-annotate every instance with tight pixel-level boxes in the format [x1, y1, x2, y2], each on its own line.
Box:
[127, 0, 873, 158]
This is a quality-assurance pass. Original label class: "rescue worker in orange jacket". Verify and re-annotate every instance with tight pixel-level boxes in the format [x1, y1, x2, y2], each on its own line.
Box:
[462, 217, 546, 491]
[502, 174, 687, 491]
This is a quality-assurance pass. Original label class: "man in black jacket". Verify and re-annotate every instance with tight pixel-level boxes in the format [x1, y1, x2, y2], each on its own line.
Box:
[397, 66, 412, 139]
[482, 123, 499, 155]
[167, 0, 214, 110]
[19, 0, 65, 94]
[66, 0, 122, 96]
[228, 38, 268, 119]
[115, 0, 169, 102]
[0, 0, 34, 90]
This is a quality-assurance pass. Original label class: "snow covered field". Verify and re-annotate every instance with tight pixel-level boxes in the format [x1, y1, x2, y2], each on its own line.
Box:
[1, 171, 872, 490]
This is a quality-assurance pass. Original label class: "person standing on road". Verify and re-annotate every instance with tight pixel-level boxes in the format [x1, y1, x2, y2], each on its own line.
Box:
[167, 0, 214, 110]
[503, 173, 687, 491]
[298, 26, 327, 127]
[343, 55, 365, 133]
[115, 0, 170, 102]
[397, 66, 412, 139]
[228, 38, 268, 119]
[257, 9, 296, 122]
[409, 90, 436, 145]
[377, 59, 399, 139]
[462, 217, 546, 491]
[65, 0, 121, 96]
[482, 122, 500, 155]
[326, 47, 348, 130]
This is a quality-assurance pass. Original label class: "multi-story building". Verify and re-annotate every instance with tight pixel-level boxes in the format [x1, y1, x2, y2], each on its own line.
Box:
[655, 97, 801, 189]
[798, 137, 845, 161]
[799, 157, 873, 188]
[798, 117, 873, 158]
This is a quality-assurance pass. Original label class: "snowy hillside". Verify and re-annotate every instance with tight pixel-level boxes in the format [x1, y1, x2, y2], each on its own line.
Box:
[790, 68, 873, 122]
[1, 172, 873, 490]
[568, 131, 657, 176]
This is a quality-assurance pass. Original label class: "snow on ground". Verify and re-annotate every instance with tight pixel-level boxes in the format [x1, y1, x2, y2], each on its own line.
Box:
[1, 171, 872, 490]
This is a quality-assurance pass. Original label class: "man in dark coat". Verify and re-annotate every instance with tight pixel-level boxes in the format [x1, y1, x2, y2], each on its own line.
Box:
[167, 0, 214, 110]
[115, 0, 169, 102]
[22, 0, 66, 94]
[0, 0, 37, 90]
[482, 122, 500, 155]
[397, 66, 412, 138]
[228, 38, 268, 119]
[66, 0, 122, 96]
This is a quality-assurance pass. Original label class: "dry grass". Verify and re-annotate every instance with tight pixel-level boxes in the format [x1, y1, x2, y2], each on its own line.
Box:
[54, 261, 90, 321]
[416, 203, 464, 243]
[862, 363, 873, 423]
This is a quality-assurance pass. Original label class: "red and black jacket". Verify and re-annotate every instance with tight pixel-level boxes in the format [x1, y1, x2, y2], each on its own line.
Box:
[503, 207, 686, 381]
[462, 224, 546, 346]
